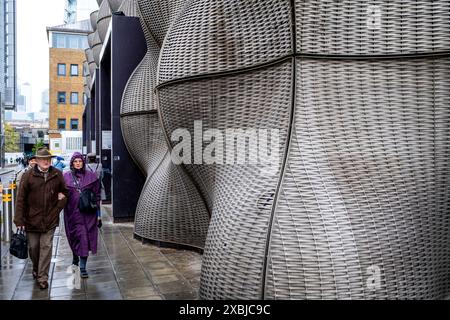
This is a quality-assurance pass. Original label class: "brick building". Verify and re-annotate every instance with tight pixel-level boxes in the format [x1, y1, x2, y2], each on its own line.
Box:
[46, 20, 91, 155]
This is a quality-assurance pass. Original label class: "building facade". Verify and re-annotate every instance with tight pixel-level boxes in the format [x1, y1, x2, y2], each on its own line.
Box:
[86, 0, 450, 299]
[65, 0, 98, 24]
[0, 0, 16, 166]
[7, 119, 49, 154]
[47, 20, 91, 155]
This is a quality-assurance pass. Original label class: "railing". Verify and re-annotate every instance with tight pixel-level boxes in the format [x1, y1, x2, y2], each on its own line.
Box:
[1, 175, 17, 242]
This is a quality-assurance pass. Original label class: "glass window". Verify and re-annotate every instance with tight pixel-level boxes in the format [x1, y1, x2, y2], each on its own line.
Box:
[57, 119, 66, 130]
[57, 92, 66, 104]
[57, 63, 66, 76]
[69, 36, 78, 49]
[55, 34, 65, 48]
[70, 64, 78, 76]
[80, 36, 88, 49]
[71, 119, 79, 130]
[70, 92, 79, 104]
[52, 33, 89, 49]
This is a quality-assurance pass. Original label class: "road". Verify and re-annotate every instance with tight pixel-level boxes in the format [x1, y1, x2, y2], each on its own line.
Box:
[0, 165, 21, 184]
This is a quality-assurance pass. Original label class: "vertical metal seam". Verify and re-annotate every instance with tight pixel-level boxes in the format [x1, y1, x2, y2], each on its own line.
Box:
[261, 0, 298, 299]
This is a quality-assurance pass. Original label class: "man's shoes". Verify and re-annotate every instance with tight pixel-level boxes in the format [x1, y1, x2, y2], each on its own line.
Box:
[38, 281, 48, 290]
[32, 271, 37, 279]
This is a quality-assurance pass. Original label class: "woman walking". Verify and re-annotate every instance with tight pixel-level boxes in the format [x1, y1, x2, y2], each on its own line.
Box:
[64, 152, 102, 278]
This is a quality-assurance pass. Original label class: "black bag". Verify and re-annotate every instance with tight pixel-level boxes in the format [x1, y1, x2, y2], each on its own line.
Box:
[78, 189, 98, 213]
[71, 173, 97, 214]
[10, 230, 28, 259]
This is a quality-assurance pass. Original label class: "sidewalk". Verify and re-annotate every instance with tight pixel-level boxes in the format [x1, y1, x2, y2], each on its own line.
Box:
[0, 205, 202, 300]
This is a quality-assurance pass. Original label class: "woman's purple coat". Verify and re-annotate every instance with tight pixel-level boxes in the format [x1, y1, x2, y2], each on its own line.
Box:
[63, 153, 101, 257]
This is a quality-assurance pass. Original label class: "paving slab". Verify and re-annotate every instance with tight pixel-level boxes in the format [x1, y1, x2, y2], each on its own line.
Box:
[0, 204, 202, 300]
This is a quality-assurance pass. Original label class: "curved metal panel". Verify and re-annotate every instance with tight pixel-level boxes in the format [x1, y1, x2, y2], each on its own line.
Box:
[158, 0, 292, 84]
[97, 0, 112, 42]
[265, 57, 450, 299]
[157, 62, 292, 299]
[91, 31, 103, 66]
[296, 0, 450, 55]
[84, 48, 96, 78]
[136, 0, 186, 46]
[118, 0, 450, 299]
[90, 10, 99, 31]
[108, 0, 123, 12]
[120, 1, 210, 250]
[134, 152, 210, 249]
[120, 114, 167, 175]
[118, 0, 138, 17]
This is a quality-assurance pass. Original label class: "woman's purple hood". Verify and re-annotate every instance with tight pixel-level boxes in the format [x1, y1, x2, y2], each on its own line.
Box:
[70, 152, 86, 172]
[64, 152, 98, 188]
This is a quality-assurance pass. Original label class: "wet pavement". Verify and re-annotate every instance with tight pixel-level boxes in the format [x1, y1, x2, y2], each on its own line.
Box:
[0, 205, 202, 300]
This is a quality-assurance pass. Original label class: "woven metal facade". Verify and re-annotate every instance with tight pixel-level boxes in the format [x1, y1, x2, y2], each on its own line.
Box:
[97, 0, 111, 42]
[119, 0, 210, 250]
[86, 0, 450, 299]
[153, 0, 450, 299]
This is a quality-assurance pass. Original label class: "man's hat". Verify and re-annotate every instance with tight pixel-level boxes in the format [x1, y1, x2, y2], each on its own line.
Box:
[87, 152, 96, 158]
[34, 147, 55, 158]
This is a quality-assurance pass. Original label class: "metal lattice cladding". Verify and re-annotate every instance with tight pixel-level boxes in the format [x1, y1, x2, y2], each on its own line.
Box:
[265, 57, 450, 300]
[97, 0, 112, 42]
[296, 0, 450, 55]
[158, 62, 292, 299]
[118, 0, 138, 17]
[90, 10, 99, 31]
[152, 0, 450, 299]
[90, 30, 102, 66]
[84, 48, 96, 78]
[108, 0, 123, 12]
[119, 0, 210, 250]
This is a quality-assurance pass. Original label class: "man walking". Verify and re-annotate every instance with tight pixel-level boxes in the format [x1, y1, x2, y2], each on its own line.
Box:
[14, 148, 68, 289]
[15, 155, 37, 191]
[86, 153, 106, 200]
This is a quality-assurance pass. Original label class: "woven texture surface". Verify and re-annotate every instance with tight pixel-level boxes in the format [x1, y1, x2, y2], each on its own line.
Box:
[119, 0, 210, 249]
[120, 54, 159, 113]
[119, 0, 138, 17]
[97, 0, 112, 42]
[90, 10, 99, 31]
[158, 0, 292, 84]
[87, 32, 96, 48]
[83, 60, 91, 98]
[136, 0, 186, 46]
[296, 0, 450, 55]
[155, 0, 450, 299]
[133, 152, 209, 249]
[265, 57, 450, 299]
[85, 48, 96, 78]
[91, 30, 102, 66]
[113, 0, 450, 298]
[120, 114, 168, 175]
[108, 0, 122, 12]
[158, 62, 292, 299]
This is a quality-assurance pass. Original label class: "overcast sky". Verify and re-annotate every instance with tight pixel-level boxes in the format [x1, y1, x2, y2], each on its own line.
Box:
[17, 0, 98, 112]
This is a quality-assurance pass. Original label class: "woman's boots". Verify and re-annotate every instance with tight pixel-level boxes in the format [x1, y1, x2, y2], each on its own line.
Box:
[80, 256, 88, 278]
